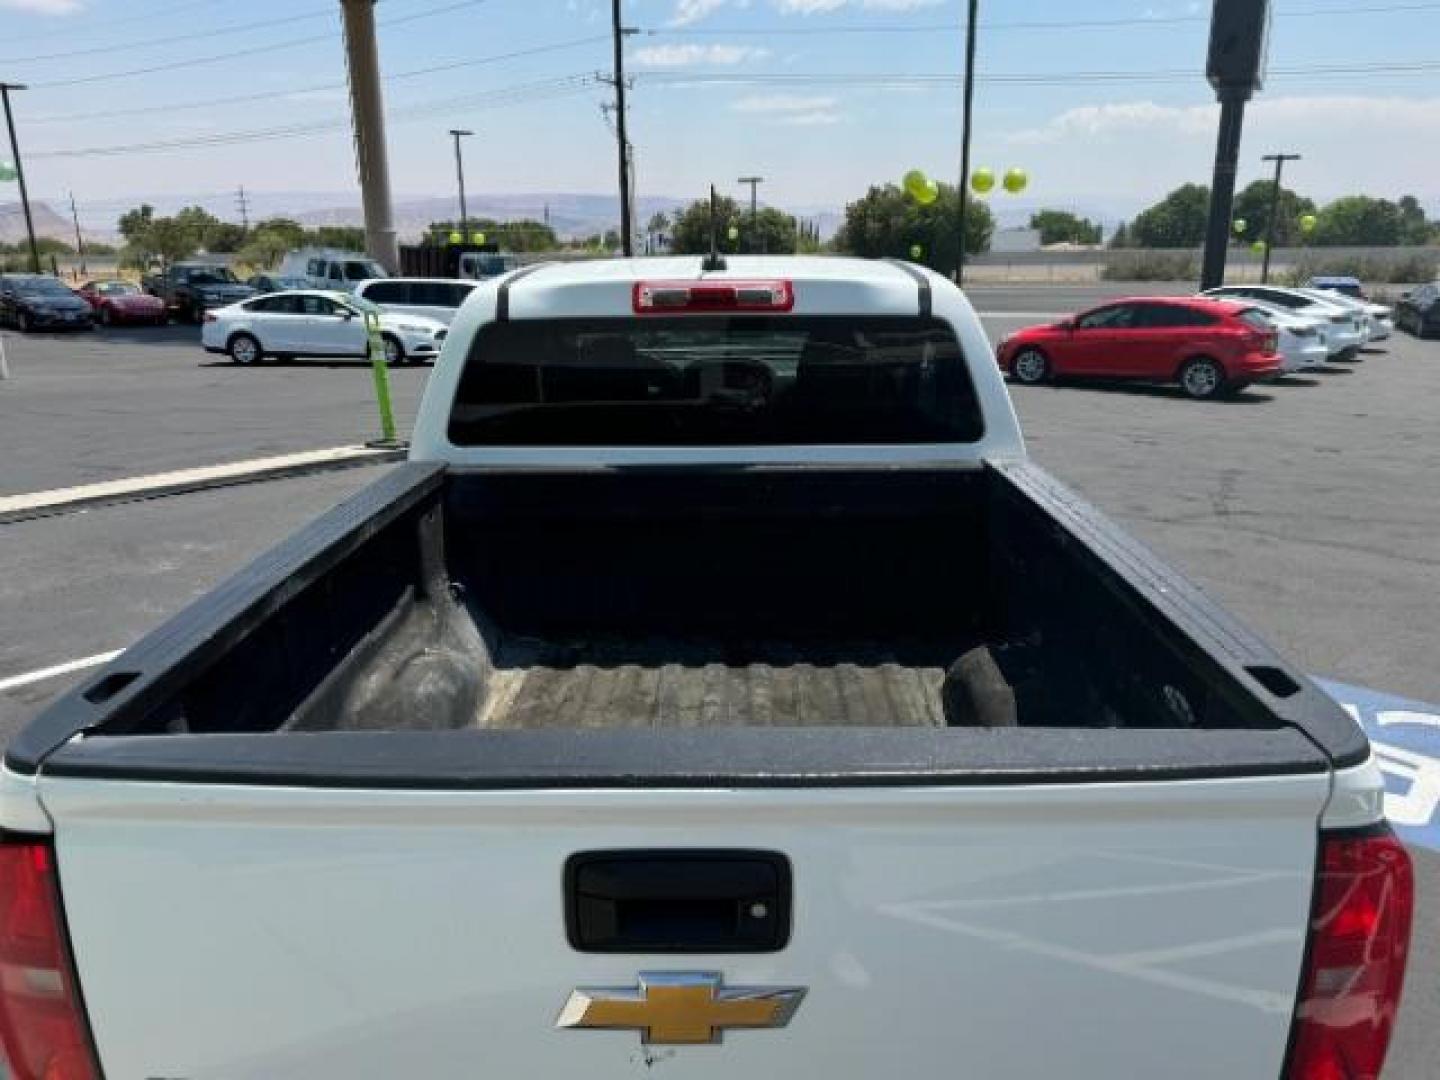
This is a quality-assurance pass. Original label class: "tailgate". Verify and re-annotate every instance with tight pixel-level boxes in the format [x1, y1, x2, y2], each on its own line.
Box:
[43, 774, 1326, 1080]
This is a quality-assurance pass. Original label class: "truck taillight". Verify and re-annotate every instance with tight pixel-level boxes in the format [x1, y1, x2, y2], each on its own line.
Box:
[1285, 827, 1413, 1080]
[633, 280, 794, 314]
[0, 839, 98, 1080]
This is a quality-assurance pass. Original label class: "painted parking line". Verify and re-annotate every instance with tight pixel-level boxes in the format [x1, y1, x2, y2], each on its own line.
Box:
[0, 444, 404, 524]
[1319, 678, 1440, 853]
[0, 650, 121, 694]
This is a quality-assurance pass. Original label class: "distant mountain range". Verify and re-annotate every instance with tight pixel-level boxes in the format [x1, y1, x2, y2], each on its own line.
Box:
[0, 201, 76, 246]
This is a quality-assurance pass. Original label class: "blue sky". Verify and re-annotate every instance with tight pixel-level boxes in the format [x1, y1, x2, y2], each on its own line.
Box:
[1, 0, 1437, 226]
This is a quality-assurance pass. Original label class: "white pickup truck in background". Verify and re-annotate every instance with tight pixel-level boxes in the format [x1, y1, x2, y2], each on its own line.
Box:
[0, 257, 1414, 1079]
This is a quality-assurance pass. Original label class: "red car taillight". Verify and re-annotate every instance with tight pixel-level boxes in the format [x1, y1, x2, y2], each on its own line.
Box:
[1284, 826, 1413, 1080]
[0, 839, 98, 1080]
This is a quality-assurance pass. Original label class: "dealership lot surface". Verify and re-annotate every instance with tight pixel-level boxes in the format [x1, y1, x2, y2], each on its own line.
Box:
[1, 283, 1436, 1073]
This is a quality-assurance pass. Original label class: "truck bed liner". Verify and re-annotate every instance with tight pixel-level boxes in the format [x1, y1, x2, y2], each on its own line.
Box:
[480, 638, 952, 729]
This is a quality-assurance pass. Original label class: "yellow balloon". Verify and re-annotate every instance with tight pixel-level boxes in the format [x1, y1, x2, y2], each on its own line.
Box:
[1233, 218, 1247, 235]
[727, 225, 740, 241]
[970, 168, 995, 194]
[471, 231, 486, 245]
[916, 178, 939, 205]
[909, 244, 924, 259]
[1300, 214, 1318, 233]
[903, 169, 928, 200]
[447, 231, 463, 245]
[1002, 168, 1028, 194]
[1251, 240, 1267, 255]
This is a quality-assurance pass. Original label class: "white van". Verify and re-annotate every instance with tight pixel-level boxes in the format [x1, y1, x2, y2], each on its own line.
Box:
[353, 278, 477, 326]
[277, 248, 389, 293]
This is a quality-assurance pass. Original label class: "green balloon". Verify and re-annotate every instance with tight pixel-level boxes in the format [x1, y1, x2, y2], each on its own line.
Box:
[727, 225, 740, 241]
[970, 168, 995, 194]
[471, 231, 486, 245]
[1300, 213, 1317, 233]
[909, 244, 925, 260]
[916, 178, 939, 205]
[903, 169, 928, 200]
[1002, 167, 1028, 194]
[447, 231, 463, 245]
[1251, 240, 1267, 255]
[1232, 218, 1247, 235]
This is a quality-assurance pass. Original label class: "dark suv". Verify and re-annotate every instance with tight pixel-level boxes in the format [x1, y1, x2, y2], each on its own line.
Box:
[1396, 283, 1440, 339]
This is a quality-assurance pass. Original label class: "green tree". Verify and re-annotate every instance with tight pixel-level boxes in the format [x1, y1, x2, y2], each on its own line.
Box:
[1129, 183, 1210, 247]
[669, 197, 799, 256]
[1397, 195, 1433, 245]
[237, 225, 295, 270]
[1230, 180, 1316, 247]
[34, 237, 74, 256]
[145, 217, 199, 267]
[832, 183, 993, 274]
[1029, 209, 1101, 246]
[1107, 220, 1130, 249]
[117, 204, 155, 244]
[646, 211, 670, 237]
[1312, 196, 1404, 246]
[306, 226, 367, 251]
[252, 217, 306, 250]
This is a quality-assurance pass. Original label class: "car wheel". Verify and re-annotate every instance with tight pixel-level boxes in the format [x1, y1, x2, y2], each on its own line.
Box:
[1010, 348, 1050, 385]
[382, 334, 405, 367]
[228, 333, 261, 365]
[1179, 357, 1225, 400]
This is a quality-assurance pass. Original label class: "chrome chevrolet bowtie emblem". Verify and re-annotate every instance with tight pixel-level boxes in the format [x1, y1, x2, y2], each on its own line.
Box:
[557, 972, 806, 1045]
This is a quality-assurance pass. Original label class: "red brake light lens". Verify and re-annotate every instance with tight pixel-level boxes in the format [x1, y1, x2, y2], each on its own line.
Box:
[1285, 827, 1413, 1080]
[633, 280, 794, 314]
[0, 839, 98, 1080]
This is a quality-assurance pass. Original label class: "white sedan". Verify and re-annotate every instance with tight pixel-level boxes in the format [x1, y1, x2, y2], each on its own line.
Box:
[1296, 287, 1393, 342]
[201, 290, 447, 365]
[1201, 286, 1365, 359]
[1215, 296, 1329, 372]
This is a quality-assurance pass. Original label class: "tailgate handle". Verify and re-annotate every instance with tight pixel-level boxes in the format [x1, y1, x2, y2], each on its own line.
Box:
[565, 850, 791, 953]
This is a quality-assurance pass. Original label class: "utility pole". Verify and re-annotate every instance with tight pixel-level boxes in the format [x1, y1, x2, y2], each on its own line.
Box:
[339, 0, 400, 271]
[738, 176, 763, 254]
[955, 0, 979, 285]
[610, 0, 634, 256]
[68, 191, 85, 278]
[235, 185, 251, 232]
[1259, 152, 1300, 284]
[0, 83, 40, 274]
[449, 129, 473, 238]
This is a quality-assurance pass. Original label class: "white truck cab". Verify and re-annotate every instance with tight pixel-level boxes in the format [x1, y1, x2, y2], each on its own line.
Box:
[277, 247, 390, 294]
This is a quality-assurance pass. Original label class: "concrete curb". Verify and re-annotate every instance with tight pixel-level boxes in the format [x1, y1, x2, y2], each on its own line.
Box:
[0, 445, 407, 526]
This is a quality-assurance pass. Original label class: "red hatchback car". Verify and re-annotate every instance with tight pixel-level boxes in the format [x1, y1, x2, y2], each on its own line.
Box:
[996, 296, 1281, 400]
[77, 280, 168, 326]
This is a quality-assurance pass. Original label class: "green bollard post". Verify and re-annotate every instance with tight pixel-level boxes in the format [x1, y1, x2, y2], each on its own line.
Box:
[365, 310, 400, 447]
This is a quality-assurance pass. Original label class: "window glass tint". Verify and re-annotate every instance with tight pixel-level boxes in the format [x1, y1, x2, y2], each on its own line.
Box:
[1076, 305, 1137, 330]
[1238, 310, 1274, 331]
[300, 295, 339, 316]
[1136, 304, 1215, 328]
[327, 263, 345, 281]
[362, 281, 408, 304]
[307, 259, 324, 276]
[411, 281, 455, 307]
[451, 282, 477, 305]
[249, 295, 299, 313]
[450, 316, 983, 447]
[345, 261, 380, 281]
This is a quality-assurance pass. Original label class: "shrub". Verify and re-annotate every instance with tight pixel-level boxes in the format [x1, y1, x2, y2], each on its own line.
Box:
[1101, 252, 1199, 281]
[1285, 254, 1438, 286]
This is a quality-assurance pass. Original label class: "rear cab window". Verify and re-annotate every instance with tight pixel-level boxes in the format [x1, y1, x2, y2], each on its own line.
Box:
[449, 316, 984, 447]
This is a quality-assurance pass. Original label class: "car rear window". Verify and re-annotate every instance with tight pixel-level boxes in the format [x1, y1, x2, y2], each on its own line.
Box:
[449, 316, 984, 447]
[1238, 309, 1274, 331]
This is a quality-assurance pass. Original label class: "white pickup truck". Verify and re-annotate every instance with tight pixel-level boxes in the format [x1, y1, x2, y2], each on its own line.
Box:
[0, 257, 1414, 1079]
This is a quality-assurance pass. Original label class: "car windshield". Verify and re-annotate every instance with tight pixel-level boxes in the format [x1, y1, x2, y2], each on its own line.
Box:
[344, 261, 384, 281]
[186, 268, 238, 285]
[12, 277, 74, 296]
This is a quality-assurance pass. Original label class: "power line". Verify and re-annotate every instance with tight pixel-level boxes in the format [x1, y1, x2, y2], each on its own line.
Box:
[0, 5, 338, 65]
[0, 0, 223, 46]
[639, 1, 1440, 35]
[29, 0, 490, 90]
[27, 74, 601, 160]
[23, 35, 611, 125]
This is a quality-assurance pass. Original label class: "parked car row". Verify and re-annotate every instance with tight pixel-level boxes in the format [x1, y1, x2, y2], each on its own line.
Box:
[996, 284, 1399, 400]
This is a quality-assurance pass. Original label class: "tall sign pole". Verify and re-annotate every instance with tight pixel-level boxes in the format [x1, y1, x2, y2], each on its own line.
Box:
[0, 83, 40, 274]
[339, 0, 400, 272]
[738, 176, 763, 253]
[955, 0, 979, 285]
[450, 129, 473, 238]
[1199, 0, 1271, 291]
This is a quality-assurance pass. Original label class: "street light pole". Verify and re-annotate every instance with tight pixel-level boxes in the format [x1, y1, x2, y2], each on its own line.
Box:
[1260, 152, 1300, 284]
[738, 176, 763, 253]
[955, 0, 979, 285]
[611, 0, 634, 256]
[0, 83, 40, 274]
[450, 129, 473, 239]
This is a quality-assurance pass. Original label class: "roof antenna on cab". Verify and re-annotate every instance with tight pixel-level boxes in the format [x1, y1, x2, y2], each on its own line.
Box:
[702, 184, 727, 273]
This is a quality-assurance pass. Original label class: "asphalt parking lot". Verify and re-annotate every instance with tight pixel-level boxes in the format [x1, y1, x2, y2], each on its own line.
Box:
[0, 283, 1437, 1074]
